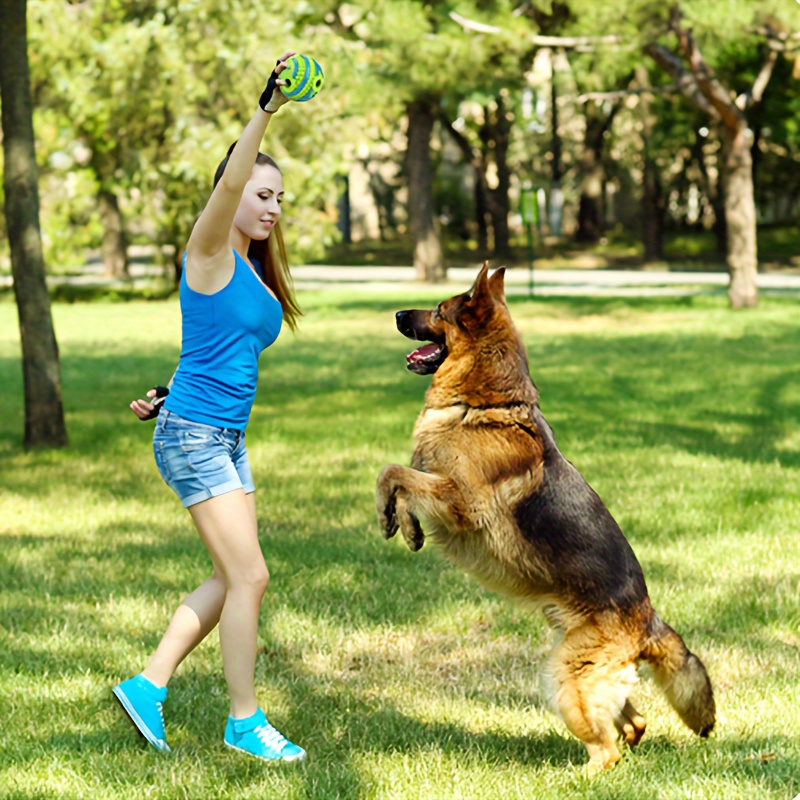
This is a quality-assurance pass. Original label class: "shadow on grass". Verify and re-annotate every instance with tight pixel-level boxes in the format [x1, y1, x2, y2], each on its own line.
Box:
[9, 584, 799, 798]
[4, 530, 799, 797]
[21, 646, 603, 795]
[0, 518, 492, 645]
[249, 636, 800, 799]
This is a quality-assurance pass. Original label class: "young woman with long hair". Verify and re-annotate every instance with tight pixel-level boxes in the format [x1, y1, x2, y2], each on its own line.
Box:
[118, 51, 305, 763]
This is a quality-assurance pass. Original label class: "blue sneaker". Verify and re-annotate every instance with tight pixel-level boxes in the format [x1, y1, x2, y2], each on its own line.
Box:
[224, 709, 305, 762]
[112, 674, 171, 752]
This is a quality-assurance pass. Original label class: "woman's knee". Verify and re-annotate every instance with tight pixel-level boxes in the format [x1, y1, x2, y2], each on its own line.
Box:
[252, 564, 270, 594]
[227, 563, 270, 595]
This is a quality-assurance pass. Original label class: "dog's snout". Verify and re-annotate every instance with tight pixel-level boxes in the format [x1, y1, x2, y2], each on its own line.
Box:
[396, 308, 439, 344]
[396, 310, 414, 337]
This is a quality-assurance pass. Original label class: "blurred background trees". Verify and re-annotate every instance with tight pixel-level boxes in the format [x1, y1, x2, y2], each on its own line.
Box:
[3, 0, 800, 300]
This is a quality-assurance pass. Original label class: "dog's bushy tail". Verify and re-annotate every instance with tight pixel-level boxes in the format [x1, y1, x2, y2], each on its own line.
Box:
[640, 614, 715, 737]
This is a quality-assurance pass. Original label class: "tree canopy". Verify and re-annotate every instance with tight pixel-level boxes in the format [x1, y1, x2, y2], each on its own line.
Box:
[2, 0, 798, 287]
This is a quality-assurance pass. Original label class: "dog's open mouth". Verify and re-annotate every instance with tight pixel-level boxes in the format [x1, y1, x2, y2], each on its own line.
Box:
[406, 343, 447, 375]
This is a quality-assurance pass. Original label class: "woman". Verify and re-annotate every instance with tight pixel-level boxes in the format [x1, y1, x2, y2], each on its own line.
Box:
[117, 51, 305, 763]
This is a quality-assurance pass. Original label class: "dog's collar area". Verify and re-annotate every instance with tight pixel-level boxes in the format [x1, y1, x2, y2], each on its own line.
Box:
[515, 422, 538, 440]
[468, 401, 531, 411]
[459, 405, 540, 440]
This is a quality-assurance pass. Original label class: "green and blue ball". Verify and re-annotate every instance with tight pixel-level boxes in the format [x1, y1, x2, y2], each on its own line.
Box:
[281, 54, 324, 102]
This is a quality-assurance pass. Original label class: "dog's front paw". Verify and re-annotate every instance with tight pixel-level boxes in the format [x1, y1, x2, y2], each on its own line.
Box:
[401, 515, 425, 552]
[376, 466, 401, 539]
[396, 497, 425, 552]
[378, 492, 399, 539]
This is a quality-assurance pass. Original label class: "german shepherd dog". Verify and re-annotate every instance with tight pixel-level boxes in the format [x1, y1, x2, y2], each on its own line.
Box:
[376, 264, 715, 774]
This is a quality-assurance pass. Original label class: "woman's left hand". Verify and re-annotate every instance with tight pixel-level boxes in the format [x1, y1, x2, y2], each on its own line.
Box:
[259, 51, 296, 114]
[130, 386, 170, 421]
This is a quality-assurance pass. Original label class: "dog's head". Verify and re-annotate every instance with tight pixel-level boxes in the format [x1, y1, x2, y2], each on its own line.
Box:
[396, 262, 520, 377]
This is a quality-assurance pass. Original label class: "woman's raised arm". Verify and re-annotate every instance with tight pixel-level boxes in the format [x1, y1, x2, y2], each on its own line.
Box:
[186, 51, 294, 271]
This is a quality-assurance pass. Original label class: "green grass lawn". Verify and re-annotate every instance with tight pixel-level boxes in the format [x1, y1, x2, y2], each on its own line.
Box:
[0, 291, 799, 799]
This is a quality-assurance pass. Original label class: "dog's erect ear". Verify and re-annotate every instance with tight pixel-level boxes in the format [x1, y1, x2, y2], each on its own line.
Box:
[469, 262, 506, 306]
[469, 261, 492, 301]
[488, 267, 506, 301]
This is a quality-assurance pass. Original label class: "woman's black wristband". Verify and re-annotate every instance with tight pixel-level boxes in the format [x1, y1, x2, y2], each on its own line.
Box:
[259, 60, 284, 113]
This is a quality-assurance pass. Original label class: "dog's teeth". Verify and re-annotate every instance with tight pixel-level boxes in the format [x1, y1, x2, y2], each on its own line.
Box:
[407, 344, 441, 362]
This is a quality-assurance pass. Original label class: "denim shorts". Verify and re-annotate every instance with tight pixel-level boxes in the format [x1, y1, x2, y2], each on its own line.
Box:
[153, 409, 255, 508]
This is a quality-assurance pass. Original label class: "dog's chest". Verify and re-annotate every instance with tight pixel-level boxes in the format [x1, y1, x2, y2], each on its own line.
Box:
[411, 406, 467, 469]
[412, 405, 543, 493]
[413, 405, 467, 437]
[411, 404, 551, 597]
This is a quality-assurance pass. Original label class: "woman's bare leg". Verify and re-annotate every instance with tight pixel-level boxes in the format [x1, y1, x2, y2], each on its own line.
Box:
[187, 489, 268, 718]
[142, 573, 227, 688]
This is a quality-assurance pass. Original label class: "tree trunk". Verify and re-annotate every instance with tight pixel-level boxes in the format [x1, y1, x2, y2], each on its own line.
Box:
[642, 156, 664, 261]
[0, 0, 68, 448]
[438, 110, 489, 256]
[482, 95, 513, 259]
[637, 68, 664, 261]
[576, 101, 616, 243]
[98, 187, 129, 277]
[367, 161, 399, 242]
[712, 166, 727, 263]
[576, 110, 602, 243]
[474, 176, 490, 255]
[550, 74, 563, 186]
[549, 76, 564, 236]
[576, 157, 603, 243]
[720, 127, 759, 308]
[644, 9, 768, 308]
[406, 98, 444, 282]
[336, 174, 352, 244]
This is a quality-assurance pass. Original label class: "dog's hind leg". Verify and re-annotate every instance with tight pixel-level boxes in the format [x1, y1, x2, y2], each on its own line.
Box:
[543, 625, 639, 776]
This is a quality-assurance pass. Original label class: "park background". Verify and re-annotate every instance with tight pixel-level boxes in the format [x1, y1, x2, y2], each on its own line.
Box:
[1, 1, 800, 798]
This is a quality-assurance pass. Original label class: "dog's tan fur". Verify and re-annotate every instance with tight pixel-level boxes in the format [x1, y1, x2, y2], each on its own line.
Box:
[376, 264, 714, 774]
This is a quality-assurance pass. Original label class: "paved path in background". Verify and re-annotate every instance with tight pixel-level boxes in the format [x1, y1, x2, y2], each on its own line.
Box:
[3, 265, 800, 297]
[291, 266, 800, 297]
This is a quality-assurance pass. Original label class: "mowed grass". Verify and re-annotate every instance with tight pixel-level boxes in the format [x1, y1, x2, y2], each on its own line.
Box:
[0, 288, 799, 800]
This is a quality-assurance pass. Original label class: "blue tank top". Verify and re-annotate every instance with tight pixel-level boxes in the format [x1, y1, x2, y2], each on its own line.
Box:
[164, 250, 283, 430]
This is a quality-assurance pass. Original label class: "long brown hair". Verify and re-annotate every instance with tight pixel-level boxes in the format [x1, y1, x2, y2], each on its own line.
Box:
[213, 144, 302, 330]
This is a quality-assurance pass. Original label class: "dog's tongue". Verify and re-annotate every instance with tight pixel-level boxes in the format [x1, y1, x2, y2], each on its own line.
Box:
[407, 344, 440, 363]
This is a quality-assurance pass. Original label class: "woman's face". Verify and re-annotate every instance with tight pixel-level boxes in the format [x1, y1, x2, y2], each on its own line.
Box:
[234, 163, 284, 241]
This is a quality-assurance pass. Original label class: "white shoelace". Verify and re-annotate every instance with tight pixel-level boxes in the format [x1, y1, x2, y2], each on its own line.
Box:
[156, 701, 165, 724]
[254, 723, 289, 753]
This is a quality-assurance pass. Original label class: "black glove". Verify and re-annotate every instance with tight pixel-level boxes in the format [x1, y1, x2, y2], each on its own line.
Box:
[140, 386, 170, 421]
[259, 60, 289, 114]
